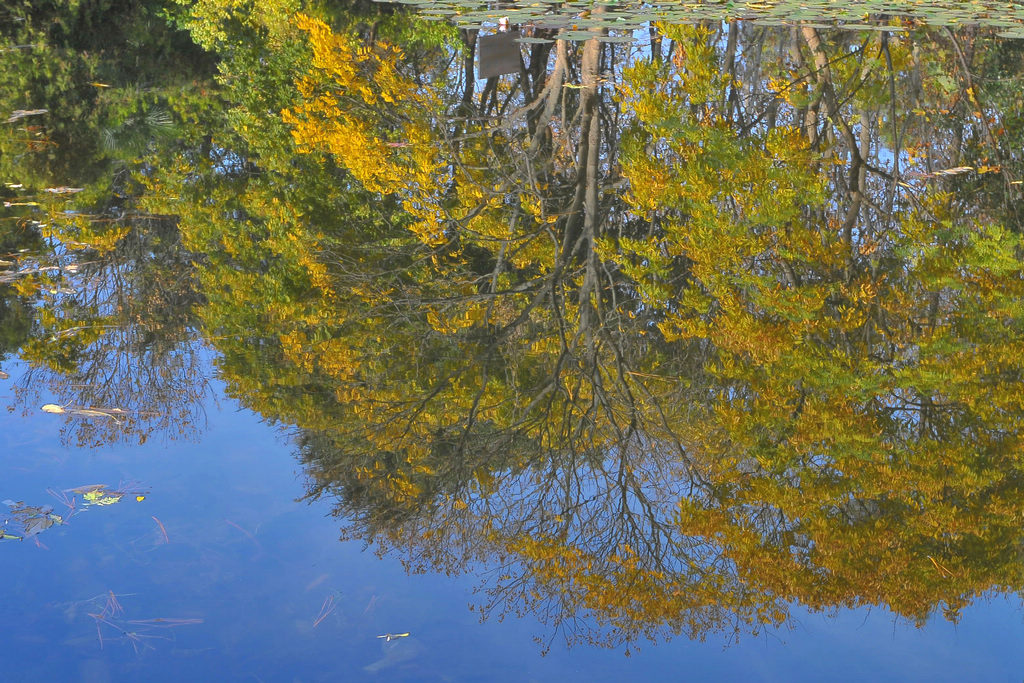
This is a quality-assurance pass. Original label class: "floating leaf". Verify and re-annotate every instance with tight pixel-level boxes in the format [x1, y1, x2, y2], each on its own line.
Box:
[376, 632, 411, 642]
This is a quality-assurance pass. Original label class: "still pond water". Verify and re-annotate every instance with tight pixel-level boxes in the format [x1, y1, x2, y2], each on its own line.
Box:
[4, 2, 1024, 680]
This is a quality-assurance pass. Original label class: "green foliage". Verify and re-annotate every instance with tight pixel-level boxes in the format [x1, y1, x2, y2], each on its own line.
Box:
[9, 0, 1024, 651]
[0, 0, 215, 192]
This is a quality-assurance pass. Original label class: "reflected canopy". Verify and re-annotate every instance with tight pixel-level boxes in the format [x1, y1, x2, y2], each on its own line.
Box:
[4, 1, 1024, 652]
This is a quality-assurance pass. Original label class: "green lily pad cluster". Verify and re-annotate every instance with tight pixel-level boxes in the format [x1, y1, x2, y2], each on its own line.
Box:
[386, 0, 1024, 39]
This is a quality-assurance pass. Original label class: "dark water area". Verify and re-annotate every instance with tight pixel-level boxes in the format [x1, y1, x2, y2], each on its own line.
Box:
[4, 1, 1024, 679]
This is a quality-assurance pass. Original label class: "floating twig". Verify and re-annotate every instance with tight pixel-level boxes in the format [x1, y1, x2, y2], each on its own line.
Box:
[151, 516, 169, 544]
[313, 595, 336, 629]
[85, 592, 202, 654]
[362, 594, 378, 615]
[125, 618, 203, 627]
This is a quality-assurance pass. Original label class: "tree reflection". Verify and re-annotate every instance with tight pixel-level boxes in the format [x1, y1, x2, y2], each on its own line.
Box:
[14, 0, 1024, 651]
[0, 0, 215, 446]
[2, 203, 209, 447]
[158, 10, 1024, 649]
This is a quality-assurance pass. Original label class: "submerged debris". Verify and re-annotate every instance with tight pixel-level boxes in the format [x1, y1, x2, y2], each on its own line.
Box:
[2, 500, 64, 537]
[81, 591, 203, 654]
[1, 482, 148, 544]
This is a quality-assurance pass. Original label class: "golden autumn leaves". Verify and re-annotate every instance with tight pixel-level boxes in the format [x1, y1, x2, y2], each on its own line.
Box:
[206, 15, 1024, 644]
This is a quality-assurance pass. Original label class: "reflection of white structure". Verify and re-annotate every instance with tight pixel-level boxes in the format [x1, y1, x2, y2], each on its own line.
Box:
[477, 30, 522, 78]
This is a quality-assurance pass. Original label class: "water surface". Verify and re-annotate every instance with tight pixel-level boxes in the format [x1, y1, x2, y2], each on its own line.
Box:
[3, 2, 1024, 679]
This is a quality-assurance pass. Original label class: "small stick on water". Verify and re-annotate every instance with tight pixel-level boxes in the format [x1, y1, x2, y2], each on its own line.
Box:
[151, 516, 169, 544]
[47, 488, 78, 518]
[225, 519, 255, 540]
[362, 594, 378, 616]
[90, 607, 201, 654]
[126, 618, 203, 627]
[105, 590, 124, 617]
[225, 520, 262, 552]
[89, 612, 125, 647]
[90, 613, 121, 630]
[313, 595, 336, 629]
